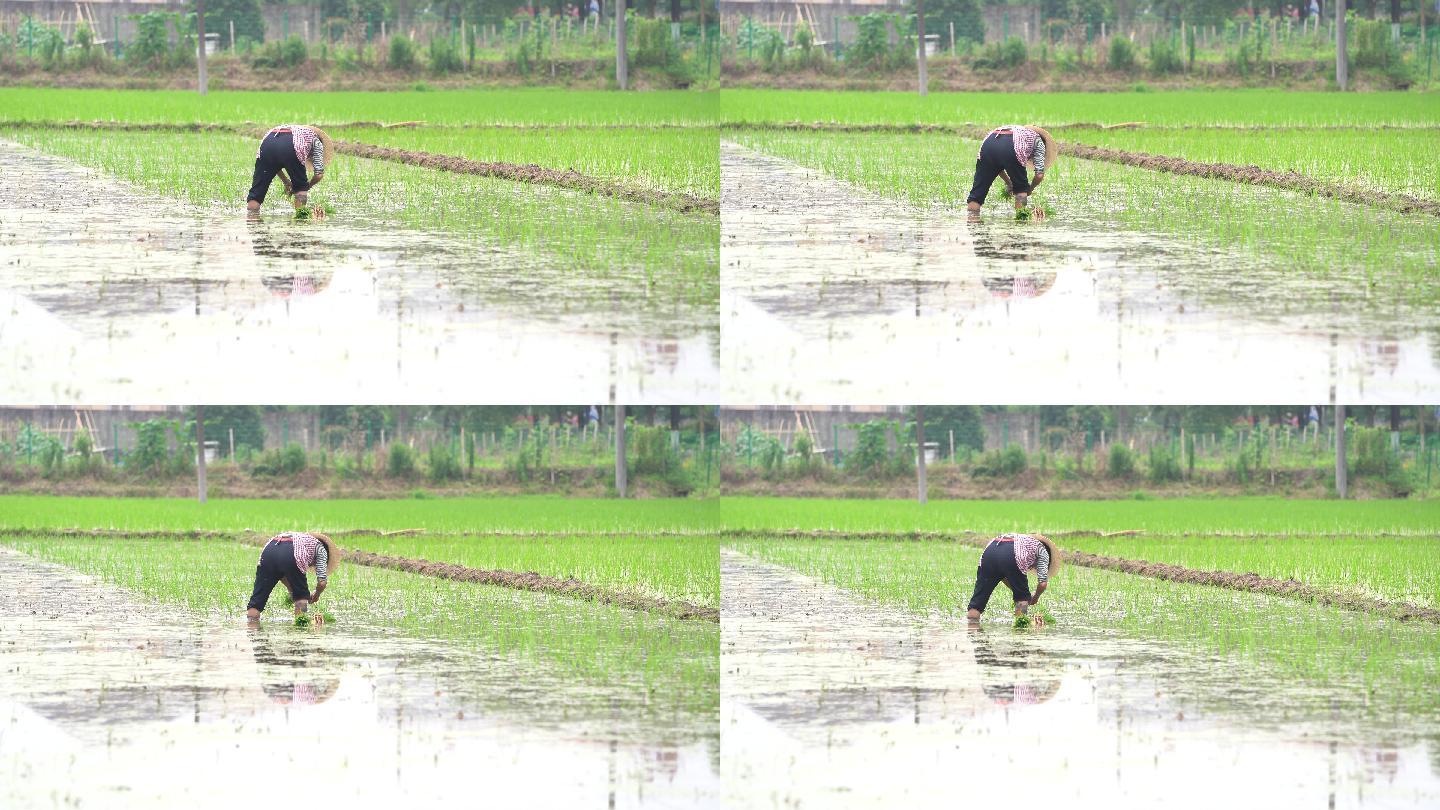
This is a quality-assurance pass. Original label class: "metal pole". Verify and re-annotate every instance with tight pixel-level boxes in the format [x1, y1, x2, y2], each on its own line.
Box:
[1336, 0, 1348, 90]
[615, 405, 628, 497]
[915, 406, 928, 504]
[916, 0, 928, 95]
[1335, 404, 1348, 498]
[615, 1, 628, 89]
[196, 406, 208, 503]
[197, 0, 208, 95]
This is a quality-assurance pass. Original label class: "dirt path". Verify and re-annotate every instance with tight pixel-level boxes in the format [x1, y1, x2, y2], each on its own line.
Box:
[0, 120, 717, 214]
[724, 121, 1440, 217]
[729, 529, 1440, 623]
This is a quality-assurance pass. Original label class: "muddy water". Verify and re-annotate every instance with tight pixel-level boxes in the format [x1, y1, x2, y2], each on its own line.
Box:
[721, 551, 1440, 809]
[720, 143, 1439, 403]
[0, 140, 718, 403]
[0, 550, 717, 809]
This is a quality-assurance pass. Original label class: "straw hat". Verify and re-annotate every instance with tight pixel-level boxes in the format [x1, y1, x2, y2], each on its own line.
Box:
[306, 125, 335, 176]
[1027, 125, 1057, 172]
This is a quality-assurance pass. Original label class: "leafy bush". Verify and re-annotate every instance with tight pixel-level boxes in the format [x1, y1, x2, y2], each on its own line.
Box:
[973, 445, 1028, 478]
[1350, 18, 1411, 84]
[387, 442, 417, 479]
[974, 37, 1028, 69]
[1107, 35, 1135, 72]
[846, 420, 898, 476]
[427, 35, 463, 73]
[252, 443, 307, 476]
[791, 430, 817, 474]
[388, 34, 417, 70]
[1148, 36, 1182, 74]
[427, 443, 463, 482]
[253, 35, 308, 68]
[847, 13, 894, 70]
[1107, 443, 1136, 478]
[129, 420, 174, 476]
[1147, 443, 1183, 483]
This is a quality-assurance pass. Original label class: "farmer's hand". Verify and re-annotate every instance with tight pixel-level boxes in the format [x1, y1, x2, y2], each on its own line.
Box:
[1032, 171, 1044, 190]
[309, 172, 324, 189]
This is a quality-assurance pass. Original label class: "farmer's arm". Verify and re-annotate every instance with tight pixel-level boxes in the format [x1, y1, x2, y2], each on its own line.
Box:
[310, 542, 329, 602]
[1031, 543, 1051, 602]
[999, 170, 1013, 193]
[1031, 580, 1047, 603]
[1030, 171, 1044, 190]
[277, 168, 294, 195]
[308, 171, 324, 189]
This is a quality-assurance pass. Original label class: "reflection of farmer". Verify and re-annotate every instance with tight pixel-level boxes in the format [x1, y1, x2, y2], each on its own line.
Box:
[966, 533, 1060, 621]
[967, 624, 1062, 707]
[247, 625, 342, 706]
[246, 125, 333, 213]
[968, 222, 1058, 298]
[246, 532, 339, 621]
[966, 125, 1056, 215]
[260, 274, 332, 297]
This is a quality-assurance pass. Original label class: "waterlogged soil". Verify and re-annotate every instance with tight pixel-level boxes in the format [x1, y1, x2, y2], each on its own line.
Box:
[720, 141, 1440, 403]
[721, 551, 1440, 809]
[0, 549, 718, 809]
[0, 139, 718, 403]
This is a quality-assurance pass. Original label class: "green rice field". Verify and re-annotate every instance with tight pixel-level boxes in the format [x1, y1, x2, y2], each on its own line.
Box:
[718, 497, 1440, 536]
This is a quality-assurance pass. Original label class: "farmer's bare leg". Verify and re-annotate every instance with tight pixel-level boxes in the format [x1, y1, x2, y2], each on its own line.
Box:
[246, 200, 261, 212]
[294, 191, 308, 207]
[292, 599, 310, 616]
[966, 608, 982, 621]
[1014, 192, 1029, 210]
[1013, 600, 1030, 617]
[246, 607, 261, 620]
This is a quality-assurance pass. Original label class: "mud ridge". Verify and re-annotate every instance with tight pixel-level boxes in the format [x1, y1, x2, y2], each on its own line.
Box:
[729, 529, 1440, 623]
[6, 119, 717, 132]
[724, 121, 1440, 216]
[1065, 548, 1440, 624]
[327, 139, 718, 215]
[0, 120, 719, 215]
[723, 121, 1440, 134]
[236, 531, 720, 622]
[720, 528, 1439, 542]
[2, 527, 712, 541]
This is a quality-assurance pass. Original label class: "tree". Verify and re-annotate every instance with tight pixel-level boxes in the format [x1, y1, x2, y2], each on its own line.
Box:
[187, 0, 262, 43]
[615, 405, 628, 496]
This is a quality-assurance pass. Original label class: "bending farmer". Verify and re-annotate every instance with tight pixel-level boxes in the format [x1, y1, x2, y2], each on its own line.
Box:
[966, 125, 1056, 213]
[246, 531, 338, 620]
[246, 125, 333, 212]
[966, 533, 1059, 620]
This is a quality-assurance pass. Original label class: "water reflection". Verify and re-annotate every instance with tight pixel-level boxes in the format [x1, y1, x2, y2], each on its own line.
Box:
[0, 550, 718, 808]
[721, 551, 1440, 809]
[720, 142, 1439, 402]
[0, 140, 718, 403]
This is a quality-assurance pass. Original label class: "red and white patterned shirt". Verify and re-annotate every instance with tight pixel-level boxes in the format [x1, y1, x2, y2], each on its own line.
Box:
[267, 531, 329, 580]
[260, 125, 326, 173]
[996, 533, 1050, 582]
[978, 125, 1047, 173]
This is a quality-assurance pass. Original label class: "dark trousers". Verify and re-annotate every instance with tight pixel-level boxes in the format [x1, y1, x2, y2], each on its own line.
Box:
[966, 133, 1031, 207]
[247, 540, 310, 613]
[247, 131, 310, 205]
[967, 540, 1032, 613]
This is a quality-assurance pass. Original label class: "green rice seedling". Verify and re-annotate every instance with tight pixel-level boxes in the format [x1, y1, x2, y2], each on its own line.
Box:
[729, 535, 1440, 727]
[1, 128, 719, 293]
[726, 129, 1440, 272]
[0, 87, 718, 126]
[719, 89, 1439, 128]
[0, 494, 721, 534]
[0, 534, 719, 726]
[334, 125, 721, 199]
[717, 497, 1440, 537]
[1055, 126, 1439, 201]
[294, 613, 312, 626]
[1013, 614, 1032, 628]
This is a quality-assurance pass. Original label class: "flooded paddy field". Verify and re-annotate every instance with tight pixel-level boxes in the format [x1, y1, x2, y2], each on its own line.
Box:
[722, 537, 1440, 809]
[0, 527, 719, 809]
[719, 91, 1440, 403]
[0, 88, 719, 403]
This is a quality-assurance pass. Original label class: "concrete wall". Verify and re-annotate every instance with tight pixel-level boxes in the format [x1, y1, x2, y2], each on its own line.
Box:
[1, 0, 323, 47]
[719, 0, 1047, 47]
